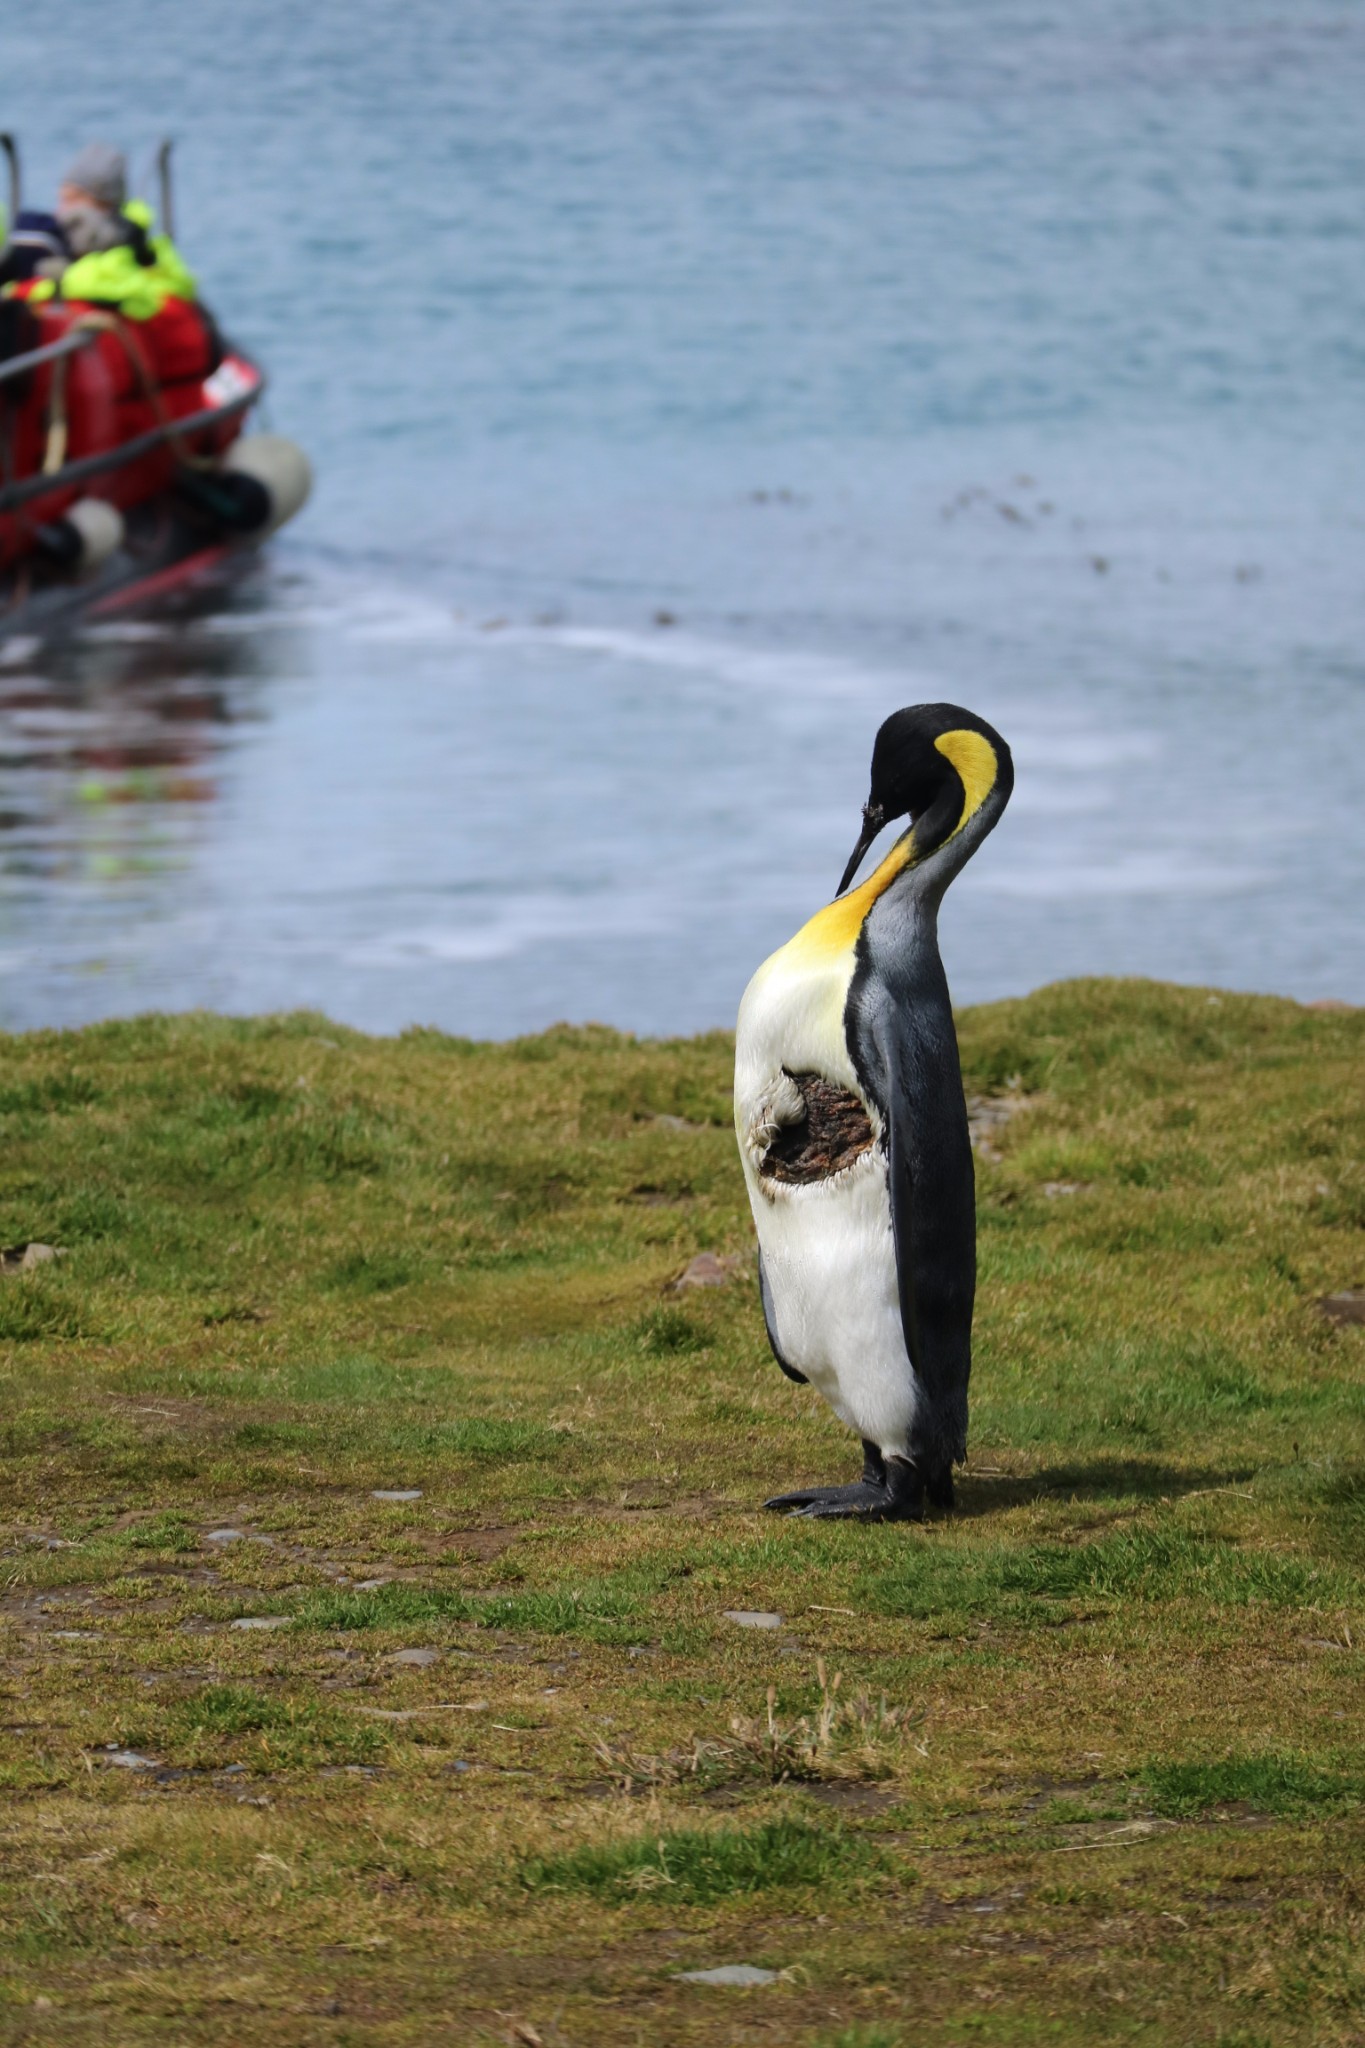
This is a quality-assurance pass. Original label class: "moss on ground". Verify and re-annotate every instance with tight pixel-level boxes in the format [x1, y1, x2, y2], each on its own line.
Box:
[0, 979, 1360, 2044]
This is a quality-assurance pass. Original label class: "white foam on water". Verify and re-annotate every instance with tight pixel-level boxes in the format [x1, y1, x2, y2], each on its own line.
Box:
[262, 564, 1164, 818]
[318, 586, 1162, 820]
[532, 622, 895, 700]
[311, 572, 943, 706]
[340, 885, 666, 970]
[341, 593, 475, 643]
[344, 923, 531, 968]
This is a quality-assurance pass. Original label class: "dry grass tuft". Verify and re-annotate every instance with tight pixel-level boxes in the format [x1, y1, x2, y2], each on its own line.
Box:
[592, 1662, 922, 1791]
[590, 1731, 734, 1792]
[728, 1660, 923, 1783]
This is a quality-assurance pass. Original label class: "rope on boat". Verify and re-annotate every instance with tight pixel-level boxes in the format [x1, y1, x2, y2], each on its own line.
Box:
[0, 332, 264, 515]
[42, 308, 229, 478]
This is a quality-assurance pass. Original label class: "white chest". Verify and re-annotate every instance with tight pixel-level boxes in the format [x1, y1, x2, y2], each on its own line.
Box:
[733, 940, 859, 1171]
[733, 937, 918, 1458]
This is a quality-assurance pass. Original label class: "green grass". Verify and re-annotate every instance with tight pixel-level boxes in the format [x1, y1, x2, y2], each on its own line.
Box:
[294, 1572, 655, 1639]
[157, 1684, 386, 1770]
[807, 2031, 907, 2048]
[520, 1816, 874, 1904]
[0, 981, 1361, 2045]
[121, 1511, 200, 1554]
[863, 1525, 1360, 1625]
[1141, 1753, 1365, 1818]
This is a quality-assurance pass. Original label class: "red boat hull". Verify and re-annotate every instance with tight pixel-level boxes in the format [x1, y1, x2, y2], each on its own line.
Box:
[0, 295, 254, 569]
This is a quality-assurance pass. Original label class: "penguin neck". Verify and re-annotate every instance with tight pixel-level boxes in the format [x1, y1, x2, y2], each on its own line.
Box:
[800, 830, 918, 960]
[780, 792, 999, 975]
[851, 802, 1001, 1000]
[860, 849, 944, 984]
[895, 789, 1004, 914]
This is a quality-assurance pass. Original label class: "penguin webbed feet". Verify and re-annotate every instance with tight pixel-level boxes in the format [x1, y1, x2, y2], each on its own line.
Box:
[764, 1444, 953, 1523]
[764, 1478, 916, 1521]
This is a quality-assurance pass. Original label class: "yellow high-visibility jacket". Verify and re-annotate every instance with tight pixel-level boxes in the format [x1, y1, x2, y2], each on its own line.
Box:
[35, 202, 197, 319]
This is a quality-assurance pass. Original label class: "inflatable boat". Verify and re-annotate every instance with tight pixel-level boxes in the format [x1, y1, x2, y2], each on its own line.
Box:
[0, 142, 309, 643]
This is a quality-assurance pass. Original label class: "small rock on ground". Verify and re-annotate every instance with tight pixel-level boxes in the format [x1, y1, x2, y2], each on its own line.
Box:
[1319, 1290, 1365, 1326]
[676, 1965, 780, 1986]
[230, 1616, 290, 1631]
[723, 1610, 783, 1629]
[205, 1528, 245, 1544]
[0, 1242, 63, 1275]
[673, 1252, 748, 1291]
[372, 1489, 422, 1502]
[386, 1648, 440, 1667]
[966, 1088, 1033, 1161]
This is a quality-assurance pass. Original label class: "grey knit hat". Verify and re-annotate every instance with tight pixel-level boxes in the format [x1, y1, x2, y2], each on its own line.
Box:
[62, 141, 127, 210]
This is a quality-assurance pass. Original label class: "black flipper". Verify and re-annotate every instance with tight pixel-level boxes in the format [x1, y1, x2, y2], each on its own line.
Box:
[758, 1246, 807, 1384]
[885, 1052, 975, 1483]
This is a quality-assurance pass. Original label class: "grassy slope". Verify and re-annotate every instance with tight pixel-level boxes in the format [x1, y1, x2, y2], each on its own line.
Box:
[0, 979, 1361, 2047]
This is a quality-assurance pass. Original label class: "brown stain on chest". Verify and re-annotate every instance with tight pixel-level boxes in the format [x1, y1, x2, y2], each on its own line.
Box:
[760, 1070, 875, 1185]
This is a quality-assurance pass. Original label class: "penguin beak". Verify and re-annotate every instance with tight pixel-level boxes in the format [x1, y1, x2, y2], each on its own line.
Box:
[837, 801, 886, 895]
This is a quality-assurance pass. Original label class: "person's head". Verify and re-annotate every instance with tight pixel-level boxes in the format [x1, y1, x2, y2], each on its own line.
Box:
[56, 143, 129, 257]
[58, 142, 127, 219]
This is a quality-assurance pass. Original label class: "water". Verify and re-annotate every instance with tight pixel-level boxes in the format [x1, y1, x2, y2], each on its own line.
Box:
[2, 2, 1362, 1037]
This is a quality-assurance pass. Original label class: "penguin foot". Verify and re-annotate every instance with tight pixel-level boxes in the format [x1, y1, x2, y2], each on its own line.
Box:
[764, 1480, 921, 1521]
[765, 1454, 927, 1522]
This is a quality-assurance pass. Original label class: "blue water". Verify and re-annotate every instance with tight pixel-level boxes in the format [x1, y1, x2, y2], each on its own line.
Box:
[2, 2, 1362, 1035]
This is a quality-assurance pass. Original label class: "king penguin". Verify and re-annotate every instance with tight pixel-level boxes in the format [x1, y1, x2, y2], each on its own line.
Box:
[733, 703, 1013, 1520]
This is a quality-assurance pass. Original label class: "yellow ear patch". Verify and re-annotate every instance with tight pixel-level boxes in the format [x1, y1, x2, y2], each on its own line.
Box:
[935, 728, 998, 837]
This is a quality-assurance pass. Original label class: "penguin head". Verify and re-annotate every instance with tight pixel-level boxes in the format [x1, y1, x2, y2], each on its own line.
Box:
[838, 702, 1014, 895]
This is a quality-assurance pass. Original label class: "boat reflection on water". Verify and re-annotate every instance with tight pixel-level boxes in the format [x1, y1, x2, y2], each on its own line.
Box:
[0, 564, 288, 896]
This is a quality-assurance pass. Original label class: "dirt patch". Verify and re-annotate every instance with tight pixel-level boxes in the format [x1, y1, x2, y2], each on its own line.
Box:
[460, 1953, 603, 1997]
[1007, 1775, 1109, 1813]
[553, 1489, 730, 1525]
[431, 1527, 519, 1562]
[102, 1396, 225, 1438]
[803, 1781, 901, 1815]
[616, 1479, 672, 1509]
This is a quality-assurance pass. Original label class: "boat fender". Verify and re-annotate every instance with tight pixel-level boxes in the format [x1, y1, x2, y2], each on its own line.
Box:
[217, 434, 312, 537]
[36, 497, 125, 578]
